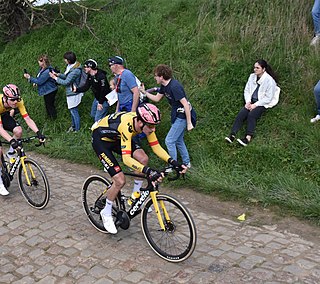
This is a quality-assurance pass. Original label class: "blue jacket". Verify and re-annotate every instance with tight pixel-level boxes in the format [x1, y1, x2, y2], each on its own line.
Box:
[56, 62, 82, 97]
[29, 66, 58, 96]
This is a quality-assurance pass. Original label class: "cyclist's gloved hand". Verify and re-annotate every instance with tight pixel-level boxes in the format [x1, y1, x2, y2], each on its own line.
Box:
[143, 166, 162, 182]
[36, 131, 46, 143]
[10, 138, 20, 150]
[168, 158, 183, 171]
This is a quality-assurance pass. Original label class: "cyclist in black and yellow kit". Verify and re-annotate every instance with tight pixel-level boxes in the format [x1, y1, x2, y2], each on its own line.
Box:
[91, 103, 187, 234]
[0, 84, 45, 196]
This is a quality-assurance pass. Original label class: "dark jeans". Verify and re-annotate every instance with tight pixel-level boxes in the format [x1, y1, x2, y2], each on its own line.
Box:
[230, 106, 266, 137]
[43, 89, 57, 119]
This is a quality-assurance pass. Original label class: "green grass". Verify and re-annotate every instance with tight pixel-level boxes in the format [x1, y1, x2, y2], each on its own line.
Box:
[0, 0, 320, 223]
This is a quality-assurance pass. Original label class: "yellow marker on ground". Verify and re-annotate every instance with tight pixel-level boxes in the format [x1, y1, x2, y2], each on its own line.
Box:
[237, 213, 246, 221]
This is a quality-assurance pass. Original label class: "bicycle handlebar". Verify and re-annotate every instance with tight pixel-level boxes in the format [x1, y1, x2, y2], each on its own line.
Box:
[0, 135, 45, 147]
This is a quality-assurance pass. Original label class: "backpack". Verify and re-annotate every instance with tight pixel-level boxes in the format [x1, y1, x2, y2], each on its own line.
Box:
[78, 68, 88, 88]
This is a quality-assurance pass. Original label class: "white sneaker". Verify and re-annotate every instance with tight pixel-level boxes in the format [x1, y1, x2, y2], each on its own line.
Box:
[100, 213, 117, 234]
[0, 184, 9, 196]
[310, 35, 320, 46]
[310, 114, 320, 123]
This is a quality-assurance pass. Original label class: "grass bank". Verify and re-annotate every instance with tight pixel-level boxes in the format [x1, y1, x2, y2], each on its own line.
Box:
[0, 0, 319, 222]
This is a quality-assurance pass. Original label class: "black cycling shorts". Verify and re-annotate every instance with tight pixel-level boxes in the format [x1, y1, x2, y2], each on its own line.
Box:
[0, 112, 20, 146]
[92, 129, 141, 177]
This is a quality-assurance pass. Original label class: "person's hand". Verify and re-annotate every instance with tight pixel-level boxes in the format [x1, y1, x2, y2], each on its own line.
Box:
[245, 102, 251, 109]
[97, 103, 103, 111]
[249, 103, 257, 111]
[24, 73, 30, 79]
[49, 72, 57, 80]
[36, 131, 46, 143]
[143, 166, 163, 182]
[10, 138, 20, 150]
[168, 158, 187, 174]
[139, 83, 146, 94]
[187, 122, 194, 131]
[72, 84, 77, 93]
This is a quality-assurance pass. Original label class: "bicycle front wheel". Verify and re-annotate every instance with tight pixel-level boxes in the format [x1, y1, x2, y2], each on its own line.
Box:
[141, 193, 197, 262]
[82, 175, 119, 233]
[18, 158, 50, 209]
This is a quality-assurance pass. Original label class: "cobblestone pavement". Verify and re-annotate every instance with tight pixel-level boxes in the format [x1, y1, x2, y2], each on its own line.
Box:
[0, 153, 320, 283]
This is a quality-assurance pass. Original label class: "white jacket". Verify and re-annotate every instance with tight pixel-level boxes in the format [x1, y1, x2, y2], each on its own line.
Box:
[244, 72, 280, 108]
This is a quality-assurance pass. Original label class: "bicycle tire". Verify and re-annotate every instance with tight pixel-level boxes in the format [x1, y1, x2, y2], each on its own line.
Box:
[17, 158, 50, 210]
[82, 175, 120, 233]
[141, 193, 197, 262]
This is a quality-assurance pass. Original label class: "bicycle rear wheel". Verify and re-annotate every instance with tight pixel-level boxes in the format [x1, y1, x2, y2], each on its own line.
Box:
[141, 193, 197, 262]
[82, 175, 119, 233]
[18, 158, 50, 209]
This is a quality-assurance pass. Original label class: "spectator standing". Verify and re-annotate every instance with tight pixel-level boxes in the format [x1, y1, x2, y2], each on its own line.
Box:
[50, 51, 83, 132]
[23, 54, 58, 119]
[141, 64, 195, 168]
[74, 59, 110, 122]
[311, 0, 320, 46]
[108, 56, 140, 112]
[225, 59, 280, 146]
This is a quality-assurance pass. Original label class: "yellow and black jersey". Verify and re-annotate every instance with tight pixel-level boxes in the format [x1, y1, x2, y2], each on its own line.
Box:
[91, 111, 170, 173]
[0, 94, 28, 125]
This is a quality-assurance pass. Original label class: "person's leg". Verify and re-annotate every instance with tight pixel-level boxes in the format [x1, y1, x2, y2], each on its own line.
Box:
[90, 99, 98, 121]
[230, 107, 250, 135]
[94, 101, 109, 122]
[91, 132, 124, 234]
[314, 80, 320, 115]
[0, 145, 9, 196]
[245, 106, 266, 140]
[165, 119, 183, 161]
[312, 0, 320, 36]
[172, 118, 190, 165]
[43, 90, 57, 119]
[69, 107, 80, 131]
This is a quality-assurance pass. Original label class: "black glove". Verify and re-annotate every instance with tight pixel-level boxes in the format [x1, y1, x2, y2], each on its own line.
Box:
[10, 139, 20, 150]
[168, 158, 183, 171]
[36, 131, 45, 142]
[143, 166, 162, 182]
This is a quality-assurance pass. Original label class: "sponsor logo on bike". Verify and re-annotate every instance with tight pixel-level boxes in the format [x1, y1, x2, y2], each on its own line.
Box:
[129, 190, 149, 215]
[9, 157, 20, 176]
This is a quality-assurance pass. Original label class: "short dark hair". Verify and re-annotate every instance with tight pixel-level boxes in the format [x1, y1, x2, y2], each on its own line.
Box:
[154, 64, 172, 80]
[63, 51, 77, 64]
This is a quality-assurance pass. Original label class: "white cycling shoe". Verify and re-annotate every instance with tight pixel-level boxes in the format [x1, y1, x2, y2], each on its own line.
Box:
[0, 184, 9, 196]
[100, 212, 117, 234]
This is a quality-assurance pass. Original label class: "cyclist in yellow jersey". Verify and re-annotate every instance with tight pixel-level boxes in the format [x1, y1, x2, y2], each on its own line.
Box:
[91, 103, 187, 234]
[0, 84, 45, 196]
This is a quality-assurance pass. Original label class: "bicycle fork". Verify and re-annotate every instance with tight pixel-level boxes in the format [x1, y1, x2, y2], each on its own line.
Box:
[20, 157, 35, 186]
[150, 192, 170, 231]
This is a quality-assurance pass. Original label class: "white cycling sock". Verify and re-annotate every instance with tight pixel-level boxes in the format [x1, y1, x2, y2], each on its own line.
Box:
[101, 199, 113, 216]
[133, 180, 143, 193]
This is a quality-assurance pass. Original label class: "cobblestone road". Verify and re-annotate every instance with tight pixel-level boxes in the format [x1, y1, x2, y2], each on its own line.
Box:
[0, 153, 320, 283]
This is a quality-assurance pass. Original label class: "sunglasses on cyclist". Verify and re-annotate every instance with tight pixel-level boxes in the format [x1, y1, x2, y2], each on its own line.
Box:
[7, 97, 21, 102]
[145, 123, 156, 129]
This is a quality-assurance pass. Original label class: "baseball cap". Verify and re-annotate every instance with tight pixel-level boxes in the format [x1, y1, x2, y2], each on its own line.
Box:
[84, 59, 97, 69]
[108, 56, 124, 65]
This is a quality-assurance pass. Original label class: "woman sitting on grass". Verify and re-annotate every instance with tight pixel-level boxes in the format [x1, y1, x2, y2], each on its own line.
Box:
[225, 59, 280, 146]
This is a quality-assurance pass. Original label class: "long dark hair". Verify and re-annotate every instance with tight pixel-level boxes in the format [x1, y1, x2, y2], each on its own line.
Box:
[256, 59, 278, 84]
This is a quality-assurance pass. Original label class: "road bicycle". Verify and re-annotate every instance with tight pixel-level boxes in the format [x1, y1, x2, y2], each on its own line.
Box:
[82, 167, 197, 262]
[1, 136, 50, 209]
